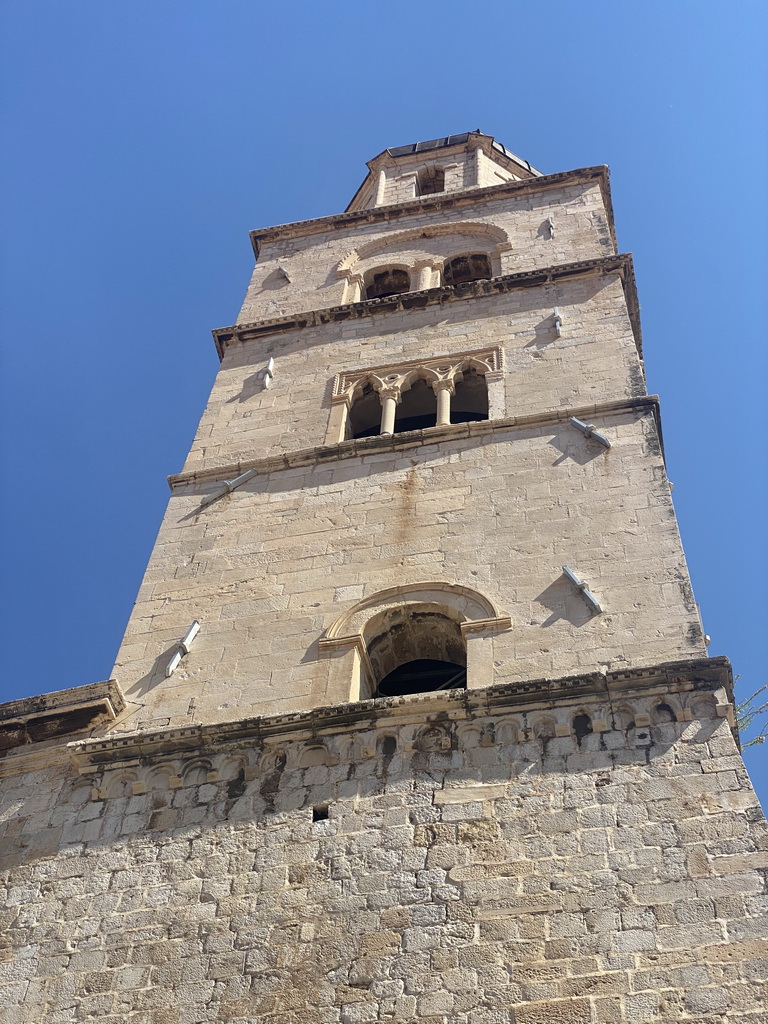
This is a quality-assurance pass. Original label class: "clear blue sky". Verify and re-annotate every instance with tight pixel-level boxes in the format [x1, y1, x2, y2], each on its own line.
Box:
[1, 1, 766, 805]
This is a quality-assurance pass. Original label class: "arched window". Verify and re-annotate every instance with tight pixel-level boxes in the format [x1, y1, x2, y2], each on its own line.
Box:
[451, 367, 488, 424]
[364, 267, 410, 300]
[393, 378, 437, 434]
[443, 253, 492, 287]
[365, 605, 467, 698]
[348, 383, 381, 439]
[416, 165, 445, 196]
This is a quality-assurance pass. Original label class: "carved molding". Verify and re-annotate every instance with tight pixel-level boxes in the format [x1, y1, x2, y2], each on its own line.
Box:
[58, 658, 734, 792]
[325, 582, 504, 641]
[331, 346, 503, 404]
[336, 221, 512, 278]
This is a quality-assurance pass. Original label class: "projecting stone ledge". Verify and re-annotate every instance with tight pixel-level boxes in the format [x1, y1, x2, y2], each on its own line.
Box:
[66, 656, 734, 773]
[0, 679, 124, 755]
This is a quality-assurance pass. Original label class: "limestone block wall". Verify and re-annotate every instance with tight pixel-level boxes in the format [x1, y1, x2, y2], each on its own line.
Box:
[377, 151, 475, 205]
[109, 404, 705, 732]
[237, 179, 614, 324]
[194, 274, 638, 476]
[1, 679, 765, 1023]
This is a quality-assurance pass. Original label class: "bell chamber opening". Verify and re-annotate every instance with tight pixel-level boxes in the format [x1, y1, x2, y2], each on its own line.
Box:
[364, 605, 467, 699]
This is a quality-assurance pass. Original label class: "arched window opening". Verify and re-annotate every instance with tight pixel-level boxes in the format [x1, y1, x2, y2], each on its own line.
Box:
[366, 607, 467, 698]
[451, 368, 489, 424]
[416, 165, 445, 196]
[443, 253, 492, 287]
[573, 713, 593, 746]
[653, 702, 676, 724]
[380, 735, 397, 756]
[364, 267, 410, 300]
[394, 378, 437, 434]
[348, 383, 381, 439]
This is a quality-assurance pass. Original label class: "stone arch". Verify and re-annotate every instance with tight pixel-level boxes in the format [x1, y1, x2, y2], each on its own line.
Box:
[327, 582, 501, 640]
[572, 709, 594, 746]
[106, 770, 138, 799]
[299, 743, 330, 768]
[321, 582, 510, 702]
[496, 719, 520, 746]
[363, 265, 411, 300]
[147, 763, 177, 791]
[182, 758, 212, 785]
[615, 704, 636, 732]
[365, 602, 467, 697]
[336, 221, 511, 280]
[378, 733, 398, 757]
[415, 723, 452, 752]
[533, 715, 556, 740]
[443, 252, 493, 287]
[651, 699, 678, 724]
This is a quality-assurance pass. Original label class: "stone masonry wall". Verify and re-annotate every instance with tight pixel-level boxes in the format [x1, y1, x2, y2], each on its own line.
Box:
[1, 681, 765, 1023]
[193, 273, 637, 475]
[238, 181, 613, 324]
[109, 404, 706, 733]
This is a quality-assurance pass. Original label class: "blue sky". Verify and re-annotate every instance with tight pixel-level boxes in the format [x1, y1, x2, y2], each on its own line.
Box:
[1, 1, 766, 805]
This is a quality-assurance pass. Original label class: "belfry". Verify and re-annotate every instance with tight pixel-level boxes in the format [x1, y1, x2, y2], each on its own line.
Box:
[1, 133, 765, 1022]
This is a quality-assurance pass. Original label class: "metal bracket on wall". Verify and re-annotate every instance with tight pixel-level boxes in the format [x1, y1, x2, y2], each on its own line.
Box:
[199, 468, 257, 508]
[552, 307, 562, 338]
[166, 620, 201, 677]
[562, 565, 603, 616]
[569, 416, 611, 449]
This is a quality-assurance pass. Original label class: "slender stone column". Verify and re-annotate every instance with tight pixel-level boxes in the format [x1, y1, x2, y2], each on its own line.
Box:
[378, 387, 400, 435]
[414, 260, 442, 291]
[432, 380, 455, 426]
[375, 169, 387, 206]
[414, 263, 432, 291]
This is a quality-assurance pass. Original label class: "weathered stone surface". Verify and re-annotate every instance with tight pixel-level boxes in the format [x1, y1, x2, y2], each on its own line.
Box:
[3, 133, 765, 1021]
[1, 684, 766, 1021]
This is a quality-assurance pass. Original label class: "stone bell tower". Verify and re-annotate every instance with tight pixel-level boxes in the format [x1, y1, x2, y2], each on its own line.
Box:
[0, 133, 764, 1023]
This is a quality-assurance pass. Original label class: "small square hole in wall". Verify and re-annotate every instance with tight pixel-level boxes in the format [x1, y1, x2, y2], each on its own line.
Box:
[312, 805, 329, 822]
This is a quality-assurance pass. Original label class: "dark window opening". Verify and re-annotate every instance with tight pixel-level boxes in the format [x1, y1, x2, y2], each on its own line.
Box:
[365, 267, 410, 300]
[573, 714, 593, 745]
[378, 659, 466, 698]
[443, 253, 492, 287]
[416, 166, 445, 196]
[349, 383, 381, 439]
[654, 703, 676, 723]
[394, 378, 437, 434]
[381, 735, 397, 756]
[312, 805, 329, 822]
[367, 608, 467, 699]
[451, 368, 488, 424]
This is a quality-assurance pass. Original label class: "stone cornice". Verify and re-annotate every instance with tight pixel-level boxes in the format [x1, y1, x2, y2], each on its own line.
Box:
[167, 395, 662, 491]
[67, 657, 733, 772]
[0, 680, 125, 778]
[213, 253, 641, 360]
[249, 165, 614, 257]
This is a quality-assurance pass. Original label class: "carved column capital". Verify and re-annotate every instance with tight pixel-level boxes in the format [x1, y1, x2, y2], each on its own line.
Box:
[378, 386, 402, 406]
[431, 379, 456, 396]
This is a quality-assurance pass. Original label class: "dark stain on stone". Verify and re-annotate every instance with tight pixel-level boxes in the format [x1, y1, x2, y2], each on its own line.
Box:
[628, 360, 647, 398]
[260, 752, 287, 811]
